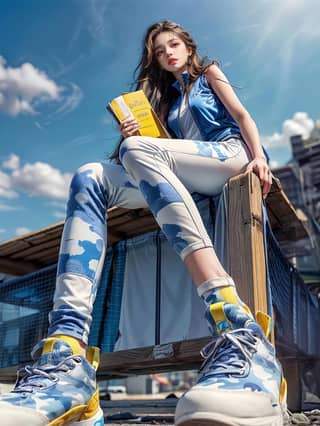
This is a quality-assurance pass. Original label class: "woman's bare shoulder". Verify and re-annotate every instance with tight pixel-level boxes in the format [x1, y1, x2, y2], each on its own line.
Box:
[205, 63, 229, 83]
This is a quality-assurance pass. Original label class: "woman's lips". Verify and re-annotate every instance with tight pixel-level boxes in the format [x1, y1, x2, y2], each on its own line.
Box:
[168, 58, 178, 65]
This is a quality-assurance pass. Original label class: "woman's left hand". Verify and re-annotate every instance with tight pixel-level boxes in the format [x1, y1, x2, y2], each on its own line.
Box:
[245, 157, 272, 199]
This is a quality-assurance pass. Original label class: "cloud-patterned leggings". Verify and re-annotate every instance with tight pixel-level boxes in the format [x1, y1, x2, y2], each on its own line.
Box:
[48, 136, 251, 343]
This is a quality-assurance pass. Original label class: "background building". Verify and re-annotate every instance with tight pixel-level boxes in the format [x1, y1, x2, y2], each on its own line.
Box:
[274, 121, 320, 222]
[272, 121, 320, 296]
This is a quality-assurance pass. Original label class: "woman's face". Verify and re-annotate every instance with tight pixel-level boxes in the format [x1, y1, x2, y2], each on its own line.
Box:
[153, 31, 191, 76]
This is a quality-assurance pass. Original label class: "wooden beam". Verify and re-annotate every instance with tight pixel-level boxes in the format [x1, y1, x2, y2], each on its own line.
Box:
[24, 246, 61, 262]
[0, 338, 211, 382]
[0, 367, 17, 384]
[266, 177, 308, 241]
[0, 240, 31, 256]
[228, 172, 268, 314]
[0, 258, 40, 276]
[10, 239, 60, 259]
[98, 337, 211, 379]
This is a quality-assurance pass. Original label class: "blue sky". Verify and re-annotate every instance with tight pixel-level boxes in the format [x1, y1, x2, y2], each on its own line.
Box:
[0, 0, 319, 242]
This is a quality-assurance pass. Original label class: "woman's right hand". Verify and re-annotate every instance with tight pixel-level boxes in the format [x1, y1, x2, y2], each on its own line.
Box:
[120, 116, 141, 138]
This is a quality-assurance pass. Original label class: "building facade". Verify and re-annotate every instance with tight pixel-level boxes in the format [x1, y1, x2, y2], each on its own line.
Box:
[272, 121, 320, 293]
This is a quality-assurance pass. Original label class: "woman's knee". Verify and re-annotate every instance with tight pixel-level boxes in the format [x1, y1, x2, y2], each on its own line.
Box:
[119, 136, 140, 163]
[70, 162, 105, 195]
[119, 135, 159, 164]
[66, 162, 108, 220]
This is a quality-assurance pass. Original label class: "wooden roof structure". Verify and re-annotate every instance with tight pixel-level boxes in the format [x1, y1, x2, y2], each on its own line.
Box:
[0, 176, 309, 276]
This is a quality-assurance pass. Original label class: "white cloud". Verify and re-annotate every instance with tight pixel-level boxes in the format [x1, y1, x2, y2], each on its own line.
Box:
[0, 228, 6, 234]
[16, 227, 31, 236]
[262, 112, 314, 150]
[0, 56, 83, 122]
[0, 170, 18, 199]
[101, 115, 112, 125]
[11, 161, 72, 200]
[50, 83, 82, 117]
[0, 154, 73, 201]
[0, 204, 19, 211]
[0, 56, 60, 116]
[53, 211, 66, 219]
[40, 83, 83, 125]
[47, 200, 67, 209]
[2, 153, 20, 170]
[269, 160, 280, 169]
[282, 112, 314, 139]
[66, 132, 95, 146]
[86, 0, 113, 44]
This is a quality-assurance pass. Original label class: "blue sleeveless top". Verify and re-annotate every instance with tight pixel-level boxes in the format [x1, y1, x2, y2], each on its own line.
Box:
[167, 71, 241, 142]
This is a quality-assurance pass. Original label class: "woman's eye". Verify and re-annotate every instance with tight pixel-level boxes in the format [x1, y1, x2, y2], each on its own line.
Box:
[156, 50, 164, 57]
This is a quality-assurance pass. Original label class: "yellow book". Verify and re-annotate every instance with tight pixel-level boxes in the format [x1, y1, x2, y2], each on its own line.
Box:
[107, 90, 170, 138]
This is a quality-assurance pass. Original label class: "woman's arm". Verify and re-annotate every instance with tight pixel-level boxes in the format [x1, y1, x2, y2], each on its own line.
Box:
[205, 64, 272, 198]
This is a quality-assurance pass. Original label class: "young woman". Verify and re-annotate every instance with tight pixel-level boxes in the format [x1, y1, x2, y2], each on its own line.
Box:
[0, 21, 286, 426]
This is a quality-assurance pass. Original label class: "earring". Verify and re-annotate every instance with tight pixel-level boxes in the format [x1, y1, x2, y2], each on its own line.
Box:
[187, 55, 192, 66]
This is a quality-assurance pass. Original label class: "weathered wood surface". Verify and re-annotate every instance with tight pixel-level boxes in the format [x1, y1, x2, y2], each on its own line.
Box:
[0, 175, 308, 276]
[98, 337, 210, 380]
[266, 177, 308, 242]
[0, 208, 159, 276]
[228, 172, 268, 314]
[1, 341, 311, 385]
[0, 367, 17, 384]
[0, 337, 210, 383]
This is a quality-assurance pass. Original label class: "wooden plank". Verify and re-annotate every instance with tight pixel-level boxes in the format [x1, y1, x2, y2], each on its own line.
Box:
[266, 204, 282, 230]
[228, 172, 268, 314]
[98, 337, 211, 379]
[108, 211, 157, 244]
[266, 177, 308, 241]
[111, 217, 158, 236]
[266, 192, 299, 226]
[0, 222, 62, 249]
[0, 226, 63, 258]
[0, 218, 158, 275]
[26, 229, 63, 245]
[10, 239, 60, 259]
[0, 258, 39, 275]
[0, 367, 18, 384]
[0, 240, 31, 256]
[106, 231, 127, 245]
[0, 338, 211, 382]
[108, 208, 153, 228]
[39, 253, 59, 265]
[24, 245, 62, 262]
[251, 174, 268, 313]
[107, 206, 133, 219]
[107, 225, 158, 245]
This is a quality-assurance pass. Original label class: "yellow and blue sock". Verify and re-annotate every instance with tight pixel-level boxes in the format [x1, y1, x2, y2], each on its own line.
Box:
[197, 277, 254, 335]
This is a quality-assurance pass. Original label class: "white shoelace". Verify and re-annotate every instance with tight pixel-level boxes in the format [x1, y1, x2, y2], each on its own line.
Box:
[199, 329, 258, 378]
[14, 355, 82, 393]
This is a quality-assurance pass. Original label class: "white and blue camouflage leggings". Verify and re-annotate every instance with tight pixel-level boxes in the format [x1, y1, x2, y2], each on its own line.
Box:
[48, 136, 251, 343]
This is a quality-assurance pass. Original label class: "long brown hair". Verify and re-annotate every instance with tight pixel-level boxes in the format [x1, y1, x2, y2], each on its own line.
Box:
[110, 20, 215, 162]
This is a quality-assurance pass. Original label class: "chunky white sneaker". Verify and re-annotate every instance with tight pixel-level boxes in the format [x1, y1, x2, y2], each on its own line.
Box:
[175, 309, 287, 426]
[0, 337, 104, 426]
